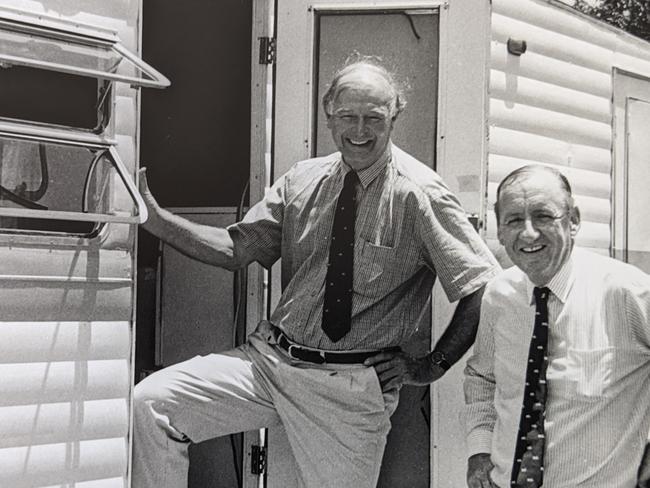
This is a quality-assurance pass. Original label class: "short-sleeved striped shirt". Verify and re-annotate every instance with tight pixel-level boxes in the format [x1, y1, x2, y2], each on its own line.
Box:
[464, 248, 650, 487]
[229, 144, 499, 350]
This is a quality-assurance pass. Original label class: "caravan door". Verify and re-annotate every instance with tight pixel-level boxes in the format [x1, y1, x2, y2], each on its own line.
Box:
[265, 1, 492, 486]
[613, 69, 650, 273]
[271, 2, 439, 487]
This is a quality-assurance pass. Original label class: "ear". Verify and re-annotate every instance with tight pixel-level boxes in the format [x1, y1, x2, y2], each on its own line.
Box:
[326, 113, 334, 130]
[569, 206, 581, 237]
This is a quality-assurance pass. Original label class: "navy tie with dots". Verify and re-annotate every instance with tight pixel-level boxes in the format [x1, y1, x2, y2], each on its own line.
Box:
[511, 286, 551, 487]
[322, 170, 358, 342]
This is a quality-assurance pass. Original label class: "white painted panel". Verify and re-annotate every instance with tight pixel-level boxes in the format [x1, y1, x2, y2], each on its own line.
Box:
[489, 127, 611, 174]
[490, 100, 611, 148]
[0, 399, 128, 448]
[0, 321, 130, 363]
[488, 154, 610, 199]
[491, 42, 611, 98]
[114, 135, 136, 170]
[0, 248, 131, 279]
[114, 95, 137, 136]
[0, 359, 130, 406]
[160, 211, 237, 366]
[626, 98, 650, 273]
[492, 13, 613, 73]
[490, 70, 611, 123]
[0, 437, 127, 487]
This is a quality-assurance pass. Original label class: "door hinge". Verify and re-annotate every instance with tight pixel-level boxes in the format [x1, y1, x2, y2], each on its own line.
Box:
[250, 444, 267, 475]
[258, 37, 276, 65]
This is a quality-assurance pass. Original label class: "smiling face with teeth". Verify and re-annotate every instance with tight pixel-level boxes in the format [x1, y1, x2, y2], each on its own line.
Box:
[496, 168, 581, 286]
[326, 67, 396, 171]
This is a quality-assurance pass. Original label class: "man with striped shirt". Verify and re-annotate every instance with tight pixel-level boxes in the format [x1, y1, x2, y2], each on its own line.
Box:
[133, 58, 499, 488]
[464, 165, 650, 487]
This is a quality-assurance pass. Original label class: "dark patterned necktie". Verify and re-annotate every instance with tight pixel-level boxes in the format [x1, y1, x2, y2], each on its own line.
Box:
[322, 170, 358, 342]
[511, 286, 551, 487]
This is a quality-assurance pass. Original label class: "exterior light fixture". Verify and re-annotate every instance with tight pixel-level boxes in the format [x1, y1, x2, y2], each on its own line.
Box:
[507, 38, 527, 56]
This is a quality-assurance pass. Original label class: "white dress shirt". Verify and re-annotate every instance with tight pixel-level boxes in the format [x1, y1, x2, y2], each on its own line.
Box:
[464, 248, 650, 487]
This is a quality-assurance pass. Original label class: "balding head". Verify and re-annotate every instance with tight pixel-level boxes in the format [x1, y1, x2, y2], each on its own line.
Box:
[494, 165, 574, 224]
[322, 58, 406, 120]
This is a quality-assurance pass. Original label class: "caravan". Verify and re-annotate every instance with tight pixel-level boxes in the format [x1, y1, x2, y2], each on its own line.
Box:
[1, 0, 649, 486]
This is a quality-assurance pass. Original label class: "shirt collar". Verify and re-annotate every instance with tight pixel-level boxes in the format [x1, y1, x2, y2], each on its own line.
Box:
[525, 251, 575, 305]
[339, 144, 392, 189]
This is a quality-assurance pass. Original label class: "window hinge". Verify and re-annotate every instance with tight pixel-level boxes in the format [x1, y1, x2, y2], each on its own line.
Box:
[250, 444, 267, 475]
[258, 37, 276, 65]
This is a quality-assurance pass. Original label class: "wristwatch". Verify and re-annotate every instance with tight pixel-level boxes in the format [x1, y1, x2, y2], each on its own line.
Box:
[429, 350, 451, 372]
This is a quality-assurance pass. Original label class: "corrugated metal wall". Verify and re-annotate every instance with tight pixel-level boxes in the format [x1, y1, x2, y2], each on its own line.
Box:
[486, 0, 650, 256]
[0, 2, 142, 487]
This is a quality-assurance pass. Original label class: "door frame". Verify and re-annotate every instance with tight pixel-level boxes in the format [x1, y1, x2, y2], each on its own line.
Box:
[249, 1, 492, 486]
[612, 68, 650, 262]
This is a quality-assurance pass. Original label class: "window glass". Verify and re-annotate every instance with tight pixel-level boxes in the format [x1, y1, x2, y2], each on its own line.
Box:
[0, 17, 169, 88]
[0, 65, 106, 130]
[314, 11, 439, 168]
[0, 136, 140, 235]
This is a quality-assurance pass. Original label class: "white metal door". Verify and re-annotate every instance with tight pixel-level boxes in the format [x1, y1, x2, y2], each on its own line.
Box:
[613, 70, 650, 272]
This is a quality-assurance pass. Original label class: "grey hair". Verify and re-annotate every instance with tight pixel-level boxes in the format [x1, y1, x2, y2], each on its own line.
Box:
[321, 55, 407, 119]
[494, 164, 574, 222]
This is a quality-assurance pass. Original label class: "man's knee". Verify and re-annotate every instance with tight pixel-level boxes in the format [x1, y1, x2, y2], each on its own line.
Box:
[133, 370, 176, 422]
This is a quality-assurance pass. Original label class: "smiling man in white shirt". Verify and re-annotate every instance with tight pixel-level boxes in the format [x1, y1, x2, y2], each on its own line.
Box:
[464, 164, 650, 487]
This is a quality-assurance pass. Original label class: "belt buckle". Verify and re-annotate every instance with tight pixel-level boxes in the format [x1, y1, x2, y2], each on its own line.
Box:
[287, 343, 327, 364]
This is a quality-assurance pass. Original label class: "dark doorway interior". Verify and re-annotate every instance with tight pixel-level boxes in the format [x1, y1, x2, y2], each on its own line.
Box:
[138, 1, 253, 486]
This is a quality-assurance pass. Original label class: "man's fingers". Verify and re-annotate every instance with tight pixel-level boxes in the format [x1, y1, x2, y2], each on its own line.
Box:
[378, 375, 401, 392]
[138, 167, 149, 191]
[363, 351, 396, 366]
[371, 358, 402, 374]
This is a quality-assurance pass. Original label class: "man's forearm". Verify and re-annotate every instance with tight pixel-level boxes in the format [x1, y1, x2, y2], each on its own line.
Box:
[144, 205, 243, 270]
[432, 284, 486, 367]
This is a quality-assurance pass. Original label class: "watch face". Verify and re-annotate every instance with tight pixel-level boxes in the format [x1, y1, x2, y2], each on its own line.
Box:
[431, 351, 450, 370]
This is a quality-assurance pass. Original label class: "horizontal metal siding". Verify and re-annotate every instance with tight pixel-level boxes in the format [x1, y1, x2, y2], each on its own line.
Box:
[0, 438, 128, 487]
[0, 4, 142, 488]
[488, 0, 616, 255]
[0, 321, 131, 487]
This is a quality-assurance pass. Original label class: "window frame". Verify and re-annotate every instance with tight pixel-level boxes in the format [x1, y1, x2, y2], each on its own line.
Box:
[0, 10, 170, 89]
[0, 130, 148, 226]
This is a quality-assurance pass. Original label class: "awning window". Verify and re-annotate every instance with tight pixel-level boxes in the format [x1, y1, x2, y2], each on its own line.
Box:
[0, 134, 147, 234]
[0, 13, 169, 88]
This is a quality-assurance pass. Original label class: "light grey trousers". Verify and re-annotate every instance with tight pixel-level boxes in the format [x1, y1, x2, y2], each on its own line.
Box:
[132, 321, 399, 488]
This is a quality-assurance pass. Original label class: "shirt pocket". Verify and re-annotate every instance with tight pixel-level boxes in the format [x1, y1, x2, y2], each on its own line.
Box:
[354, 240, 397, 297]
[562, 347, 614, 401]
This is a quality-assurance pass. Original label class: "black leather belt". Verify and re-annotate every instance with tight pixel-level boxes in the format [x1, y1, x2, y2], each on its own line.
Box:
[277, 332, 398, 364]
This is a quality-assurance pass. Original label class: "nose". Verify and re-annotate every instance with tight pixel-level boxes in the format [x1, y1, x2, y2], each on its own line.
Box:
[354, 117, 367, 135]
[520, 217, 541, 240]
